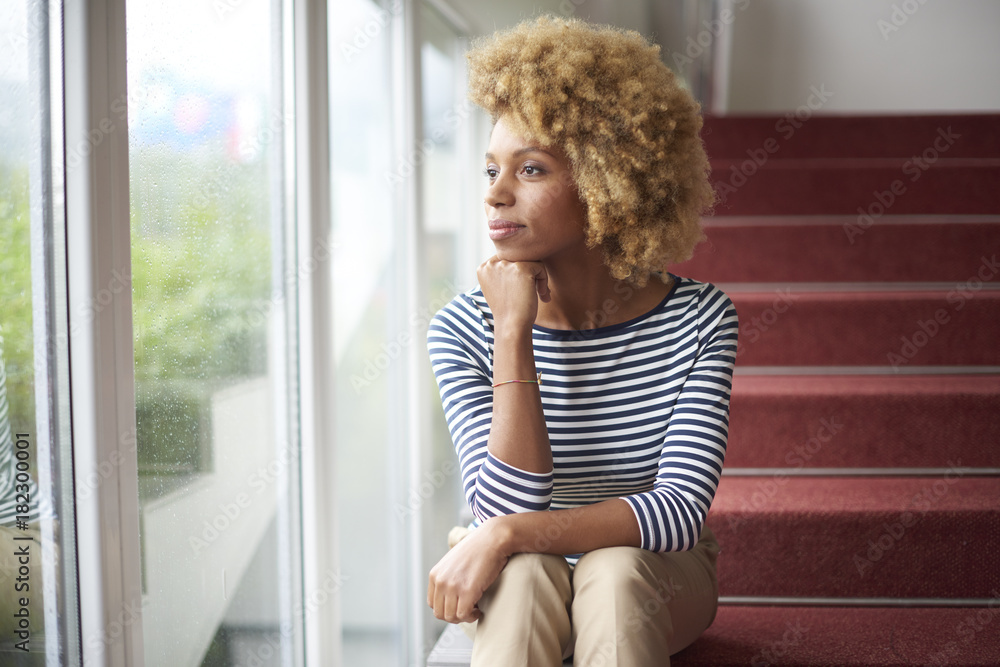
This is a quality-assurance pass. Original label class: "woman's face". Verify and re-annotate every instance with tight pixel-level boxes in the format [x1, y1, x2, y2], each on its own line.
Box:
[483, 117, 588, 264]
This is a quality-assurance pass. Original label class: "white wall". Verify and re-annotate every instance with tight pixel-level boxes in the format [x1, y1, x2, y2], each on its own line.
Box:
[451, 0, 1000, 114]
[725, 0, 1000, 113]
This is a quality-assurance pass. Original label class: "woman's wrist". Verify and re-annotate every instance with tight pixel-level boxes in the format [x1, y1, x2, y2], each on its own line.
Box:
[483, 514, 518, 557]
[493, 320, 534, 343]
[492, 325, 538, 382]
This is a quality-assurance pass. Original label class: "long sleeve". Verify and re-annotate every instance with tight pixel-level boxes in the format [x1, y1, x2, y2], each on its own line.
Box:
[621, 286, 738, 552]
[427, 280, 738, 556]
[427, 296, 553, 523]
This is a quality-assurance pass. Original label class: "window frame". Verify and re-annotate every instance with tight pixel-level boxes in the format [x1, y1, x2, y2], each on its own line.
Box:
[64, 0, 145, 664]
[63, 0, 338, 665]
[291, 0, 340, 664]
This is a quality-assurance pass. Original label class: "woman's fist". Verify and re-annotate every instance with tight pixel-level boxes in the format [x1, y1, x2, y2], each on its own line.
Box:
[477, 256, 550, 334]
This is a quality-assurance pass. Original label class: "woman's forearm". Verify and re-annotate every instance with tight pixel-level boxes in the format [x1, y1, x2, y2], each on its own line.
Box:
[486, 326, 552, 474]
[490, 498, 643, 557]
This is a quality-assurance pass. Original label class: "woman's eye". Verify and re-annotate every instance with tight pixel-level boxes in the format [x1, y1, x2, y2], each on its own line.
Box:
[523, 165, 540, 176]
[484, 167, 498, 180]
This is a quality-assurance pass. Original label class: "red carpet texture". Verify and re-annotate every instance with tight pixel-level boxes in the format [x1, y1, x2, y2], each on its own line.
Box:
[676, 113, 1000, 666]
[673, 606, 1000, 666]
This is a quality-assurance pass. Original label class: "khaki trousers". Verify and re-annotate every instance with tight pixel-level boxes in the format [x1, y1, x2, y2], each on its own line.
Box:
[0, 525, 47, 645]
[450, 525, 720, 667]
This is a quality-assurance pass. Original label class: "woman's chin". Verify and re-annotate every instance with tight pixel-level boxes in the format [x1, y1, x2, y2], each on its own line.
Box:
[492, 246, 539, 264]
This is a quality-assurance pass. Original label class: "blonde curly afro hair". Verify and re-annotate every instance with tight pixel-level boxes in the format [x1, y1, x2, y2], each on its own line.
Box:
[467, 16, 714, 285]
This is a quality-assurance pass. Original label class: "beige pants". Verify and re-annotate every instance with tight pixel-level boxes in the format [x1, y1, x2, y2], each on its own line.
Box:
[450, 525, 720, 667]
[0, 525, 47, 645]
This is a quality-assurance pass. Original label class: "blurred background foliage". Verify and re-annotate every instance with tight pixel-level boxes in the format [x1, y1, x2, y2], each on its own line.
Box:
[1, 145, 273, 482]
[130, 144, 272, 480]
[0, 164, 36, 434]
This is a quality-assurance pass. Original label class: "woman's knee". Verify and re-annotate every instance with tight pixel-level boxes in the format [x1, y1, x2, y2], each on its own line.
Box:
[482, 553, 572, 612]
[494, 552, 571, 594]
[574, 547, 671, 598]
[477, 553, 572, 649]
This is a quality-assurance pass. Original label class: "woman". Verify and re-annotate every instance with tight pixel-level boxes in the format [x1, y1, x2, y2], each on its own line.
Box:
[426, 16, 737, 666]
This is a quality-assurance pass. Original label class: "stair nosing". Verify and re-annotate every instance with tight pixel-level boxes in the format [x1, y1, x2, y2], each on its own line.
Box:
[722, 467, 1000, 477]
[709, 157, 1000, 168]
[719, 281, 1000, 292]
[700, 213, 1000, 226]
[719, 595, 1000, 607]
[734, 365, 1000, 375]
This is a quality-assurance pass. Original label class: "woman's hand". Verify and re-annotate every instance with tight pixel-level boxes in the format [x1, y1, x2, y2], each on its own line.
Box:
[428, 518, 512, 624]
[478, 256, 550, 334]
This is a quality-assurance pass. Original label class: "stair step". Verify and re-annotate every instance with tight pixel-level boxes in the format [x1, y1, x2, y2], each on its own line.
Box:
[702, 114, 1000, 160]
[728, 288, 1000, 367]
[673, 604, 1000, 666]
[426, 625, 572, 666]
[426, 603, 1000, 666]
[709, 161, 1000, 216]
[707, 476, 1000, 600]
[726, 374, 1000, 469]
[675, 216, 1000, 283]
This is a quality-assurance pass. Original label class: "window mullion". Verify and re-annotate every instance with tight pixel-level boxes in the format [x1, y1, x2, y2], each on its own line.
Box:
[293, 0, 339, 664]
[64, 0, 144, 665]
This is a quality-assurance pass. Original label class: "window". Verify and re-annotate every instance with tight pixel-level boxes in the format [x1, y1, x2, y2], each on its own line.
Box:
[5, 1, 483, 664]
[0, 1, 80, 663]
[126, 0, 304, 664]
[326, 1, 486, 663]
[417, 0, 486, 656]
[328, 1, 404, 662]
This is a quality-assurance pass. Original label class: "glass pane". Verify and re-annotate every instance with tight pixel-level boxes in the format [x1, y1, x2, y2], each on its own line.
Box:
[0, 0, 80, 664]
[126, 0, 302, 665]
[328, 1, 403, 665]
[417, 2, 471, 657]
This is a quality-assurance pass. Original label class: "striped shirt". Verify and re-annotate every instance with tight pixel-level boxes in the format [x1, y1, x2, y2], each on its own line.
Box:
[427, 275, 738, 557]
[0, 325, 49, 526]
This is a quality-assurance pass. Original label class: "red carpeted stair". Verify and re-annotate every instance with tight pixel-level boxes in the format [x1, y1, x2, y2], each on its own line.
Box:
[426, 114, 1000, 667]
[671, 114, 1000, 666]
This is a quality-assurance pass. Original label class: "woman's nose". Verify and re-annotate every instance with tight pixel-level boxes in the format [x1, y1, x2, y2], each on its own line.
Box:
[484, 175, 513, 208]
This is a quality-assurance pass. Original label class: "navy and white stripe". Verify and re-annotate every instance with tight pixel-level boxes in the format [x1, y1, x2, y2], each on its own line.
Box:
[0, 328, 50, 526]
[427, 275, 738, 557]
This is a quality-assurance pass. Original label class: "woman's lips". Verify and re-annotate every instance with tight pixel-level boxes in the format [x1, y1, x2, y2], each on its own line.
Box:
[488, 219, 525, 241]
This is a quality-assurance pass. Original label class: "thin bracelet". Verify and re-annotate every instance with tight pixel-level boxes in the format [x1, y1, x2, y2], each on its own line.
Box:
[492, 372, 543, 388]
